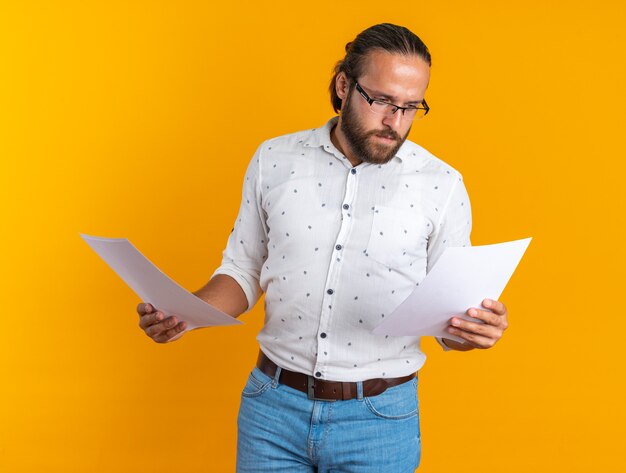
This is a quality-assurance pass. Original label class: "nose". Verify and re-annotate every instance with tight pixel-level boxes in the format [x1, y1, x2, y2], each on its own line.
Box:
[381, 110, 403, 132]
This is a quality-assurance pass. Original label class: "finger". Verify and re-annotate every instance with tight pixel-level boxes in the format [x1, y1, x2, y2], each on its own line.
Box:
[137, 302, 157, 317]
[464, 308, 501, 326]
[450, 316, 502, 339]
[153, 321, 187, 343]
[472, 305, 509, 331]
[145, 316, 179, 338]
[447, 326, 497, 349]
[139, 310, 164, 330]
[483, 298, 506, 315]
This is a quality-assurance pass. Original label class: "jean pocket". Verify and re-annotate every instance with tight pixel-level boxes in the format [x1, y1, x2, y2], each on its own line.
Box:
[241, 367, 273, 398]
[364, 378, 419, 420]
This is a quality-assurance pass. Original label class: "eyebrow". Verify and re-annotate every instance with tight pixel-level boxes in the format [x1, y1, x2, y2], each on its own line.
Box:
[367, 87, 423, 106]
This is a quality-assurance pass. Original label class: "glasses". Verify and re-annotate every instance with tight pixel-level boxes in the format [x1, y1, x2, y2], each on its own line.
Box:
[355, 82, 429, 120]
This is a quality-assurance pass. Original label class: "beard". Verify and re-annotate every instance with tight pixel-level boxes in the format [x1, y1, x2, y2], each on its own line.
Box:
[339, 88, 411, 165]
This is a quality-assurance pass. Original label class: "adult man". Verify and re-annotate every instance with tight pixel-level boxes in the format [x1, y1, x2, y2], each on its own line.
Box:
[137, 23, 508, 472]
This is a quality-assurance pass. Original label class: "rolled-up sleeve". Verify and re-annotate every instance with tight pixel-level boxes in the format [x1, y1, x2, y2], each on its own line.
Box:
[427, 172, 473, 350]
[211, 145, 268, 311]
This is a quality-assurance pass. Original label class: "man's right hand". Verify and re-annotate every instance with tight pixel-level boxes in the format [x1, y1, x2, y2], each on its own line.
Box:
[136, 302, 187, 343]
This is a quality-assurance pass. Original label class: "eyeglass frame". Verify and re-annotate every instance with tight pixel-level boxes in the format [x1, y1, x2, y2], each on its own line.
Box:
[354, 81, 430, 119]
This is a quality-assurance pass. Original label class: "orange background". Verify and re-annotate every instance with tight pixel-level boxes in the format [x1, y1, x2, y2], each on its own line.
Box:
[1, 1, 625, 471]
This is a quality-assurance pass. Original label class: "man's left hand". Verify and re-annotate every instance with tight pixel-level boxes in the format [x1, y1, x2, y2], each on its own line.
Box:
[446, 299, 508, 349]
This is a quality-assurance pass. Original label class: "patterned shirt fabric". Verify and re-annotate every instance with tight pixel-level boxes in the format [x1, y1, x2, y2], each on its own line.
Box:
[212, 116, 472, 382]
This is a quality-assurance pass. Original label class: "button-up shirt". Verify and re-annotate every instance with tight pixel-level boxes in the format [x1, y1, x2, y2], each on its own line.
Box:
[213, 117, 472, 382]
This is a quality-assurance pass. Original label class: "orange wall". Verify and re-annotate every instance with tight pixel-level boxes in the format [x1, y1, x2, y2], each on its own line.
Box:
[1, 1, 625, 471]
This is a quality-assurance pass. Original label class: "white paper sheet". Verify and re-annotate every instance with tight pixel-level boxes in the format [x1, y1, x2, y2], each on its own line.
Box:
[372, 237, 531, 341]
[80, 234, 241, 330]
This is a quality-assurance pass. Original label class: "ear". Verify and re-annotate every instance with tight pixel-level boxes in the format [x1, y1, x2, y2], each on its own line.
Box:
[335, 72, 350, 101]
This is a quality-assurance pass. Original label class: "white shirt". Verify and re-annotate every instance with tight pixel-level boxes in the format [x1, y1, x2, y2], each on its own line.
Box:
[213, 117, 472, 382]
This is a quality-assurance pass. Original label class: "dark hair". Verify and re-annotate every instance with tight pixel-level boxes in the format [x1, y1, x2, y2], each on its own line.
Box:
[329, 23, 432, 112]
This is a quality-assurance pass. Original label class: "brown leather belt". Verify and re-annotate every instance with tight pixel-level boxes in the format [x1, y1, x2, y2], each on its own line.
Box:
[256, 351, 416, 401]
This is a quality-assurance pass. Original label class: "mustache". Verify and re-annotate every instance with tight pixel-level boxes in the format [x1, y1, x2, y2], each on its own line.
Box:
[367, 129, 401, 141]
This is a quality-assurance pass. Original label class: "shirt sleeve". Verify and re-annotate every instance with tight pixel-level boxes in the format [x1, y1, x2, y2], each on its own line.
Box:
[427, 171, 473, 351]
[211, 145, 268, 311]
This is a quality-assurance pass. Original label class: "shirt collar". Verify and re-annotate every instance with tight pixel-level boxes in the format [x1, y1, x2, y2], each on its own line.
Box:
[303, 116, 411, 163]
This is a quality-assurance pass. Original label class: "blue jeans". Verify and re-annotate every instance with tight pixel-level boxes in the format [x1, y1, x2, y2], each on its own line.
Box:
[236, 367, 421, 472]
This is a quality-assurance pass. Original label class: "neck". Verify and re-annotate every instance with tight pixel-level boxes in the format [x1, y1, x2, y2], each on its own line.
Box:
[330, 119, 362, 167]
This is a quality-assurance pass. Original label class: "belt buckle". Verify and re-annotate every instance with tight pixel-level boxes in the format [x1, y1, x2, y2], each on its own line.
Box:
[307, 376, 335, 401]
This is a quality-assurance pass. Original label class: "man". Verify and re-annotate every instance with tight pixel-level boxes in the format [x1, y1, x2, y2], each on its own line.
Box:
[136, 23, 508, 472]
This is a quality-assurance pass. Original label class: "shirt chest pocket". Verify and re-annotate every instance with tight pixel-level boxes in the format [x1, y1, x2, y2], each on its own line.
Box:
[366, 206, 429, 268]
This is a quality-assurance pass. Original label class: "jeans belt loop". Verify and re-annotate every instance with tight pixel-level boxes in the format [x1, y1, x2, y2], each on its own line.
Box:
[307, 375, 336, 401]
[356, 381, 364, 400]
[272, 366, 282, 389]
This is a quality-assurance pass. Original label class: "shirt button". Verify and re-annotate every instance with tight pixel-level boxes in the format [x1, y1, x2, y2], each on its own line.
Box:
[326, 289, 334, 295]
[342, 204, 349, 210]
[320, 332, 327, 338]
[315, 372, 322, 378]
[335, 244, 342, 250]
[350, 168, 357, 175]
